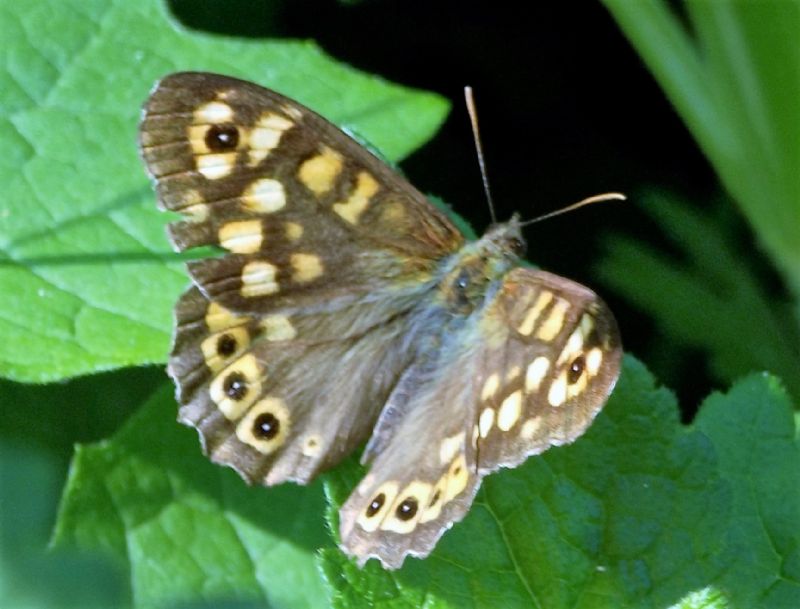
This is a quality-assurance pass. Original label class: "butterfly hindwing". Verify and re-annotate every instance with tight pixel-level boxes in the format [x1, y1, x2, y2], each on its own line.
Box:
[170, 285, 425, 485]
[339, 336, 484, 568]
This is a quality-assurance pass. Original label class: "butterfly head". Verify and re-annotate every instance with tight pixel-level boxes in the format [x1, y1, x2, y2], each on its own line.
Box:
[481, 213, 527, 261]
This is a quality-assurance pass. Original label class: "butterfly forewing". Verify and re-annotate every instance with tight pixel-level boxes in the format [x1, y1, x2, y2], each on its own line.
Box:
[139, 71, 622, 570]
[140, 72, 463, 314]
[474, 268, 621, 471]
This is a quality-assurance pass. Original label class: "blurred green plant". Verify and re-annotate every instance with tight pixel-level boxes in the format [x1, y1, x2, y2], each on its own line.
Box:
[597, 191, 800, 402]
[604, 0, 800, 300]
[601, 0, 800, 400]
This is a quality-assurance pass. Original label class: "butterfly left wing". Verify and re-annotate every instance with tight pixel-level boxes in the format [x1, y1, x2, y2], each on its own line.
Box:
[339, 267, 621, 568]
[339, 340, 485, 568]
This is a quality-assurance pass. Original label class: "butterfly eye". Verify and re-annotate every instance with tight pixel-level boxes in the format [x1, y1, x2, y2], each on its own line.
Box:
[509, 237, 526, 257]
[395, 497, 419, 521]
[567, 355, 586, 384]
[366, 493, 386, 517]
[205, 124, 239, 151]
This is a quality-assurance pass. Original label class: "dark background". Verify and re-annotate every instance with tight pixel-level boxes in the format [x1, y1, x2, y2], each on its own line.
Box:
[170, 0, 724, 414]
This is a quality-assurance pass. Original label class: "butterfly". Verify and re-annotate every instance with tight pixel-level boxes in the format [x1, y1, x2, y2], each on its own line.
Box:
[138, 72, 622, 569]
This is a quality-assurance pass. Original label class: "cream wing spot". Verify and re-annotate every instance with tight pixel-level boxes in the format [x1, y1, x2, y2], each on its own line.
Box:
[357, 481, 399, 532]
[525, 356, 550, 393]
[580, 314, 595, 337]
[205, 301, 249, 332]
[209, 354, 262, 419]
[194, 101, 234, 123]
[517, 290, 554, 336]
[548, 373, 568, 407]
[196, 153, 237, 180]
[298, 145, 343, 196]
[381, 481, 432, 534]
[285, 222, 304, 241]
[506, 365, 521, 382]
[182, 203, 208, 223]
[380, 200, 406, 224]
[261, 315, 297, 341]
[218, 220, 263, 254]
[520, 417, 543, 440]
[280, 103, 303, 121]
[420, 476, 449, 523]
[235, 397, 290, 455]
[247, 112, 294, 166]
[242, 178, 286, 213]
[444, 454, 469, 502]
[536, 298, 569, 341]
[586, 348, 603, 376]
[498, 390, 523, 431]
[439, 432, 465, 465]
[241, 261, 279, 297]
[479, 407, 495, 438]
[290, 253, 323, 283]
[557, 327, 585, 365]
[332, 171, 380, 224]
[481, 373, 500, 401]
[301, 434, 323, 457]
[177, 189, 208, 221]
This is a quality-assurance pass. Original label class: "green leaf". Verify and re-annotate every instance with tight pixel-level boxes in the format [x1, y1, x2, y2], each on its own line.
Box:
[53, 382, 332, 609]
[596, 191, 800, 401]
[693, 373, 800, 608]
[602, 0, 800, 301]
[320, 357, 799, 609]
[0, 0, 449, 383]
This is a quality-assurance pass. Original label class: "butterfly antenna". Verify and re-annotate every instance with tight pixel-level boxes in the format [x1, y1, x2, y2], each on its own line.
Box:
[465, 86, 497, 224]
[519, 192, 626, 227]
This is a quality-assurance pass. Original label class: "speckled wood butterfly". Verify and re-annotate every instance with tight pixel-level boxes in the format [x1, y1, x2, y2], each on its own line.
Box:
[139, 72, 622, 569]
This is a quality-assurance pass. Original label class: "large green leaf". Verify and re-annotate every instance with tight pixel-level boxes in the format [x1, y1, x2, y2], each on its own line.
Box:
[0, 0, 449, 382]
[53, 382, 331, 609]
[321, 358, 800, 609]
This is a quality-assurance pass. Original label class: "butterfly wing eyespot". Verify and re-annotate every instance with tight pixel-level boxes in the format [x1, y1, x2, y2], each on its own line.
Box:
[141, 71, 622, 570]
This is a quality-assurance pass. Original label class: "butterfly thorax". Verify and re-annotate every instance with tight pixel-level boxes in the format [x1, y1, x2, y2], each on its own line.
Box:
[437, 216, 526, 315]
